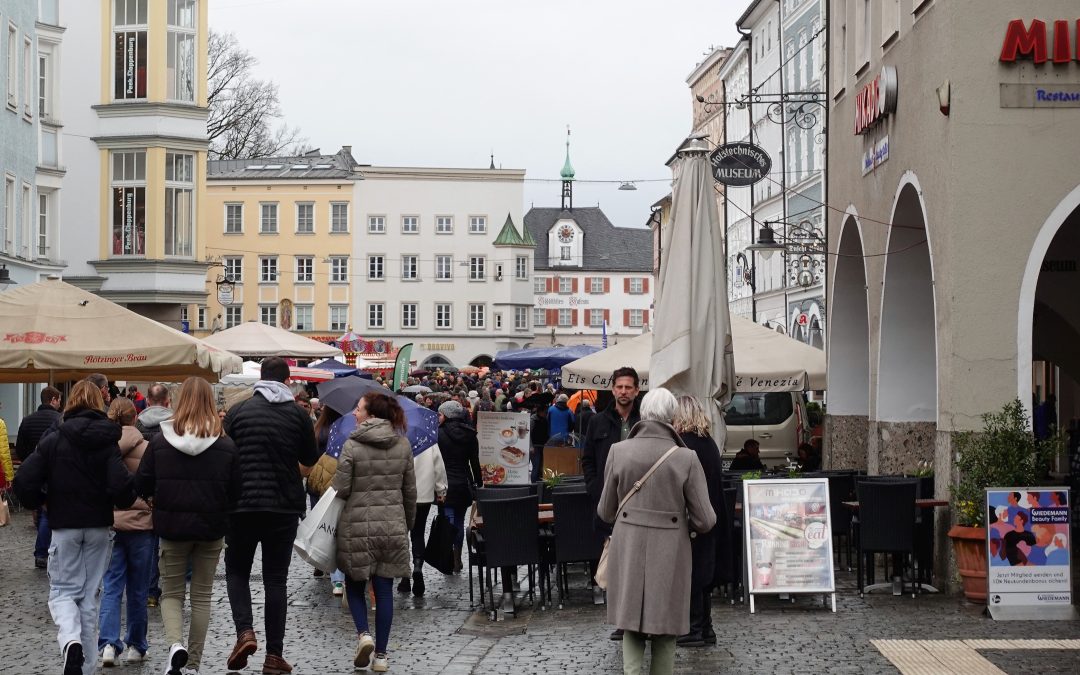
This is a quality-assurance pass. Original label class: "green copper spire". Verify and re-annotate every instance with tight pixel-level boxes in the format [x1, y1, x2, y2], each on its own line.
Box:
[560, 126, 575, 181]
[493, 213, 531, 247]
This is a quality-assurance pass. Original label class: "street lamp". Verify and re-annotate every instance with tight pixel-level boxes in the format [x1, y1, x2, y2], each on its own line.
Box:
[0, 264, 16, 291]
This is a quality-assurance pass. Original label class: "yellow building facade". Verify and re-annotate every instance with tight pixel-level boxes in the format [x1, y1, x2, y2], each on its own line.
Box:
[192, 148, 360, 337]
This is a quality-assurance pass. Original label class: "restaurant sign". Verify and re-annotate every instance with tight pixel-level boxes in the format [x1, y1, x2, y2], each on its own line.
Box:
[985, 488, 1075, 620]
[476, 412, 531, 486]
[854, 66, 898, 135]
[709, 142, 772, 187]
[743, 478, 836, 613]
[1000, 19, 1080, 64]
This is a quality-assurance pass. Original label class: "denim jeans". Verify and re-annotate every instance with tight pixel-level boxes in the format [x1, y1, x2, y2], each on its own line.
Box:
[160, 538, 224, 670]
[346, 575, 394, 653]
[34, 508, 52, 560]
[97, 530, 154, 655]
[225, 512, 298, 657]
[443, 505, 466, 549]
[47, 528, 113, 675]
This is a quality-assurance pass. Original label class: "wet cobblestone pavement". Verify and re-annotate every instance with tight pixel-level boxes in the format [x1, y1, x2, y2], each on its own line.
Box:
[2, 509, 1077, 674]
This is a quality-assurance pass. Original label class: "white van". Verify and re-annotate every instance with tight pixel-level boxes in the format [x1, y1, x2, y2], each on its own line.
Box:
[722, 392, 810, 470]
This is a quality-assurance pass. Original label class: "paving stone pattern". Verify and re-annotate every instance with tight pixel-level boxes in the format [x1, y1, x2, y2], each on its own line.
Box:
[1, 509, 1076, 674]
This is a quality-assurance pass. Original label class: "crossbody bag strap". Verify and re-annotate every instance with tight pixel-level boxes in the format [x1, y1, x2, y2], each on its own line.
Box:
[614, 445, 680, 516]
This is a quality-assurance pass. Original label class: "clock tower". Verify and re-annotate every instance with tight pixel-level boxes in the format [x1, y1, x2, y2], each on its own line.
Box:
[560, 126, 575, 210]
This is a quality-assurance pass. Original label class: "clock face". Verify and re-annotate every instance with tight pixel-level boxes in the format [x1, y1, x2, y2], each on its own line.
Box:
[557, 225, 575, 243]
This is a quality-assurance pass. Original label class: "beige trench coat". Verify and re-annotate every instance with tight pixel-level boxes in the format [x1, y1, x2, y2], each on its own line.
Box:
[597, 420, 716, 636]
[332, 418, 417, 581]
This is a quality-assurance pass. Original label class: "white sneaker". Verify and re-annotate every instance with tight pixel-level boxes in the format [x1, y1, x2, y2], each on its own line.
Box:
[332, 581, 345, 596]
[101, 644, 118, 667]
[354, 633, 375, 669]
[372, 652, 389, 672]
[122, 646, 147, 665]
[165, 643, 188, 675]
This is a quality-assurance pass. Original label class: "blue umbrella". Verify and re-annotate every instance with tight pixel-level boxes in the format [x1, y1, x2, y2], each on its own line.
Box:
[325, 397, 438, 460]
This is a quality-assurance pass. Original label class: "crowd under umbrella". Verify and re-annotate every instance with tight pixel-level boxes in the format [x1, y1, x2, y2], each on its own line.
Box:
[318, 375, 439, 460]
[402, 384, 433, 394]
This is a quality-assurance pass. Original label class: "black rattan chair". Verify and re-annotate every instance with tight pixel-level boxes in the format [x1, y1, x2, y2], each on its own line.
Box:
[550, 490, 605, 608]
[479, 495, 544, 611]
[855, 479, 918, 597]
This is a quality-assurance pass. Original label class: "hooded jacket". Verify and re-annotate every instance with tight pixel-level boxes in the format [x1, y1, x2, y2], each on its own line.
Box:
[13, 408, 135, 529]
[136, 405, 172, 441]
[136, 419, 240, 541]
[547, 401, 575, 439]
[223, 381, 318, 514]
[112, 426, 153, 532]
[14, 403, 61, 461]
[437, 417, 481, 508]
[413, 443, 448, 504]
[332, 418, 417, 581]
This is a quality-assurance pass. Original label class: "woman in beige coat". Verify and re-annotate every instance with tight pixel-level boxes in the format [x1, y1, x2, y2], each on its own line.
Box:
[333, 392, 417, 673]
[598, 387, 716, 675]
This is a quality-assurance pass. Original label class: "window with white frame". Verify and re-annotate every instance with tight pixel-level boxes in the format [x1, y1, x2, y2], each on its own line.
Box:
[435, 303, 452, 329]
[469, 256, 485, 281]
[330, 305, 348, 331]
[259, 305, 277, 327]
[401, 303, 417, 329]
[113, 0, 148, 101]
[494, 313, 502, 330]
[22, 37, 31, 116]
[2, 176, 12, 254]
[515, 256, 528, 280]
[468, 303, 485, 329]
[225, 203, 243, 233]
[224, 256, 243, 283]
[196, 305, 206, 329]
[225, 305, 242, 328]
[367, 215, 385, 233]
[589, 277, 603, 293]
[7, 24, 18, 108]
[368, 255, 384, 280]
[19, 183, 29, 257]
[166, 0, 196, 102]
[589, 309, 605, 327]
[260, 203, 278, 233]
[558, 308, 572, 327]
[367, 303, 384, 329]
[533, 276, 546, 293]
[533, 308, 546, 327]
[401, 215, 418, 233]
[401, 255, 418, 280]
[628, 309, 644, 328]
[436, 216, 453, 234]
[435, 255, 452, 280]
[110, 150, 146, 255]
[629, 277, 644, 294]
[164, 152, 194, 257]
[294, 256, 312, 283]
[514, 306, 528, 330]
[260, 256, 277, 282]
[558, 277, 572, 294]
[38, 52, 49, 118]
[294, 305, 313, 331]
[560, 245, 571, 261]
[330, 256, 348, 283]
[37, 191, 49, 257]
[296, 202, 313, 233]
[469, 216, 486, 234]
[330, 203, 349, 233]
[179, 305, 188, 324]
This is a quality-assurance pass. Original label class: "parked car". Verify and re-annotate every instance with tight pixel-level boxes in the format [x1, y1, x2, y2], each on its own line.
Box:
[722, 391, 810, 469]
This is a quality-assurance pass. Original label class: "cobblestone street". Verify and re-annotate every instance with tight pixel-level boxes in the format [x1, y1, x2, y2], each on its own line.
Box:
[2, 509, 1077, 674]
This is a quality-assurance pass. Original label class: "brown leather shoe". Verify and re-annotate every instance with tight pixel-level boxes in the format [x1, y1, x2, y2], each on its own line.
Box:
[226, 629, 258, 670]
[262, 654, 293, 674]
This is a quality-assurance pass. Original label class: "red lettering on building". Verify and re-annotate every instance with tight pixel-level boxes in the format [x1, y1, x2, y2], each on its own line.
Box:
[1001, 19, 1049, 63]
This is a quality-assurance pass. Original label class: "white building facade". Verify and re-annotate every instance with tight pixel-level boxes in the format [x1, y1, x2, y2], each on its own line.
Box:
[352, 166, 535, 369]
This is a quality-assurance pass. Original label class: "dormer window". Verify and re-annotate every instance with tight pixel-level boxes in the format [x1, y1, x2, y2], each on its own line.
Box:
[560, 246, 571, 261]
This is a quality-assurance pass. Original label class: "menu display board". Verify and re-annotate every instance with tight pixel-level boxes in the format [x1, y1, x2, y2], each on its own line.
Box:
[743, 478, 835, 611]
[476, 411, 531, 486]
[986, 488, 1072, 618]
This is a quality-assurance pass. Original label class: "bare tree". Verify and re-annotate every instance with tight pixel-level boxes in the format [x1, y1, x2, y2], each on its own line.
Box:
[206, 30, 308, 160]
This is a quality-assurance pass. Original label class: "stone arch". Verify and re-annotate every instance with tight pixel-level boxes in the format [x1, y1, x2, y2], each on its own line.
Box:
[469, 354, 493, 368]
[421, 353, 453, 369]
[828, 211, 870, 416]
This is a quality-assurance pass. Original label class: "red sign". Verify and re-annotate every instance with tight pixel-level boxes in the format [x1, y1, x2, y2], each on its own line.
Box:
[798, 313, 809, 327]
[4, 331, 67, 344]
[1000, 19, 1079, 64]
[854, 66, 898, 135]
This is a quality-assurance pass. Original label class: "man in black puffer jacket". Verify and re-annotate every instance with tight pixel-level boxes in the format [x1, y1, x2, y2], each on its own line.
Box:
[15, 386, 62, 461]
[221, 357, 318, 674]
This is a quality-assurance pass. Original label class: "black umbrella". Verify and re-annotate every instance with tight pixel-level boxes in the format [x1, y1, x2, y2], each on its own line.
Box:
[316, 375, 391, 416]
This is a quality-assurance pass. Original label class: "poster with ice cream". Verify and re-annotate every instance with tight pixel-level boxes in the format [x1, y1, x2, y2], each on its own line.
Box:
[476, 411, 531, 485]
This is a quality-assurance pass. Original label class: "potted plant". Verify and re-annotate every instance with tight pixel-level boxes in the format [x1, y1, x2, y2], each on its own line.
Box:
[948, 399, 1060, 602]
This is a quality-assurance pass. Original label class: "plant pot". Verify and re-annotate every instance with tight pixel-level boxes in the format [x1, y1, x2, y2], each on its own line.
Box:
[947, 525, 987, 603]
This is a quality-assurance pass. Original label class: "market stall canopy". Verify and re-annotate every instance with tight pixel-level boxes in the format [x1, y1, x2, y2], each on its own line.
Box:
[561, 317, 826, 392]
[492, 344, 601, 371]
[0, 278, 242, 383]
[202, 321, 343, 359]
[219, 361, 262, 385]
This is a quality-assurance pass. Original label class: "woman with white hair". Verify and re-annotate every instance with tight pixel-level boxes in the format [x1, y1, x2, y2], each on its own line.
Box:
[597, 387, 716, 675]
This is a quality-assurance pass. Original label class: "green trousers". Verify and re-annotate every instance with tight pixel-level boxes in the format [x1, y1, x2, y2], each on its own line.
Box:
[159, 538, 224, 669]
[622, 631, 676, 675]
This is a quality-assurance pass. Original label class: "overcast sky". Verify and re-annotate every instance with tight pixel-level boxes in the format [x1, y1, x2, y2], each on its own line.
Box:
[210, 0, 743, 229]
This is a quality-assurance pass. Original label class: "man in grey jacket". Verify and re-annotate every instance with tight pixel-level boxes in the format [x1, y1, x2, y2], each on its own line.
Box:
[135, 383, 171, 441]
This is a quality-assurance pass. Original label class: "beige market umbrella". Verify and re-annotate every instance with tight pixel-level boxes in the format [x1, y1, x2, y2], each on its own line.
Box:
[561, 317, 826, 393]
[0, 278, 243, 383]
[202, 320, 343, 359]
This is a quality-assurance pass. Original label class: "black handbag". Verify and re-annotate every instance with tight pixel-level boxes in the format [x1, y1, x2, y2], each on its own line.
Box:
[424, 505, 456, 574]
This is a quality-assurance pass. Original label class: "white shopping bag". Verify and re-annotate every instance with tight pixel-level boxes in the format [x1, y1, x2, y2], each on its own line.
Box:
[293, 487, 342, 573]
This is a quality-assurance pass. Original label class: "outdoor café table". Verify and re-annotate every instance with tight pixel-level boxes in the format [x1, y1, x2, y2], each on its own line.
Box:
[842, 499, 948, 594]
[471, 503, 555, 529]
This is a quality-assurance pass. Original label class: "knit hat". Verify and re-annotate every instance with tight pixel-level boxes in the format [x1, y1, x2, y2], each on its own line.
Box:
[438, 400, 467, 419]
[556, 393, 569, 403]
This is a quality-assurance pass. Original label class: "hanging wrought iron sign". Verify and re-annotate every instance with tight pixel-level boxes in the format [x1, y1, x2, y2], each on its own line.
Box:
[709, 142, 772, 187]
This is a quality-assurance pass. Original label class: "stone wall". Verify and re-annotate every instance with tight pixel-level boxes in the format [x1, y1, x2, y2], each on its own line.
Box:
[824, 414, 869, 470]
[871, 420, 937, 475]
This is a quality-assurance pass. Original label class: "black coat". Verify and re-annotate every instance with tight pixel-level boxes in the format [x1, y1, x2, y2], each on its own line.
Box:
[223, 391, 318, 514]
[136, 431, 241, 541]
[581, 403, 640, 506]
[681, 432, 724, 588]
[14, 404, 61, 461]
[13, 408, 135, 528]
[438, 418, 481, 508]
